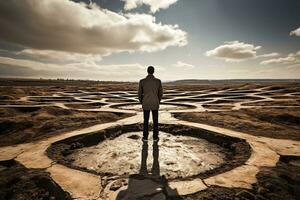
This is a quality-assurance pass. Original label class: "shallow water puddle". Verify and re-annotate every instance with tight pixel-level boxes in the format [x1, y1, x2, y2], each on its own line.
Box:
[67, 131, 227, 179]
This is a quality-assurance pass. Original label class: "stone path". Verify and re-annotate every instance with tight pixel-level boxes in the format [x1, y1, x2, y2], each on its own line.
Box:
[0, 86, 300, 199]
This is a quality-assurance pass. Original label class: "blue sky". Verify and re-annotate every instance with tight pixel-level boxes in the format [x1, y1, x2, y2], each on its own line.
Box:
[0, 0, 299, 81]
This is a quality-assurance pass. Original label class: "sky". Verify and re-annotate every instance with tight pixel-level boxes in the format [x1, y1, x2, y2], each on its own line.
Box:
[0, 0, 299, 81]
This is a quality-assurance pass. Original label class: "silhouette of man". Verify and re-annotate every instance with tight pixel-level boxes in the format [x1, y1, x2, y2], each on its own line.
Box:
[138, 66, 163, 142]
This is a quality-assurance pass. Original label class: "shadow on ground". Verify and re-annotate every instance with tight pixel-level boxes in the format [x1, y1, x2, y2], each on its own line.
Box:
[117, 141, 183, 200]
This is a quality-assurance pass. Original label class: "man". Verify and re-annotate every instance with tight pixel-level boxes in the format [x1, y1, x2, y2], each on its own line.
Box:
[138, 66, 163, 142]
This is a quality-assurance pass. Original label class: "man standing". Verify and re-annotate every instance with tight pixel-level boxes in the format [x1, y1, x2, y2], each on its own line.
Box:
[138, 66, 163, 142]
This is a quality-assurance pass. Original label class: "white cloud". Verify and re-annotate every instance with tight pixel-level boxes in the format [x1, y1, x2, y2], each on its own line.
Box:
[17, 49, 102, 63]
[205, 41, 261, 62]
[122, 0, 178, 13]
[0, 56, 72, 72]
[260, 51, 300, 65]
[205, 41, 279, 62]
[0, 56, 149, 80]
[290, 27, 300, 37]
[173, 61, 195, 69]
[0, 0, 186, 57]
[257, 52, 280, 58]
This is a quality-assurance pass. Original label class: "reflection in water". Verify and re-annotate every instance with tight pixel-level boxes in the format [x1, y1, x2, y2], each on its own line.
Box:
[139, 141, 148, 176]
[140, 141, 160, 176]
[71, 131, 225, 178]
[151, 141, 160, 176]
[117, 141, 182, 199]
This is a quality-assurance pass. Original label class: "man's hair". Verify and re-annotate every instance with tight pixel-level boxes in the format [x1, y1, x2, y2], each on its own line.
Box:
[147, 66, 154, 74]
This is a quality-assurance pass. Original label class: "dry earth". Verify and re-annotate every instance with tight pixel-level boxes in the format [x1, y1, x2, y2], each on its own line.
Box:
[0, 79, 299, 200]
[175, 108, 300, 140]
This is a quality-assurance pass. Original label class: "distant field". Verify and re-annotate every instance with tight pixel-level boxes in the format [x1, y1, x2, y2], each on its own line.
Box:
[0, 78, 300, 200]
[1, 78, 300, 145]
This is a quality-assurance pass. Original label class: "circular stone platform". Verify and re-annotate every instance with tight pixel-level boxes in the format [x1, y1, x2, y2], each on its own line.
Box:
[115, 103, 192, 111]
[66, 132, 227, 179]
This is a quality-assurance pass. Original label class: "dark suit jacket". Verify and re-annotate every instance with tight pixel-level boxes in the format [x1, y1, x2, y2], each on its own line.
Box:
[138, 74, 163, 110]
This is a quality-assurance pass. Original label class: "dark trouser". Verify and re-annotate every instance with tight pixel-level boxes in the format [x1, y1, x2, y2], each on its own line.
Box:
[143, 110, 158, 140]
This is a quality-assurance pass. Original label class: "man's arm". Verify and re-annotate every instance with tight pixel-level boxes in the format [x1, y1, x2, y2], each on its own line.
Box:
[158, 80, 163, 102]
[138, 80, 143, 103]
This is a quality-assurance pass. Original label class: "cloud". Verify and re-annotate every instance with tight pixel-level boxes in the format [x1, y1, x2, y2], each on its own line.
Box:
[122, 0, 178, 13]
[0, 0, 186, 57]
[286, 63, 300, 69]
[205, 41, 261, 62]
[0, 56, 76, 72]
[256, 52, 280, 58]
[17, 49, 102, 63]
[290, 27, 300, 37]
[260, 51, 300, 65]
[0, 56, 149, 80]
[173, 61, 195, 69]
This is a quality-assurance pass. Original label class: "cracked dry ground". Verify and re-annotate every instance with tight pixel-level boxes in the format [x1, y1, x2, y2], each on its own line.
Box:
[0, 81, 300, 200]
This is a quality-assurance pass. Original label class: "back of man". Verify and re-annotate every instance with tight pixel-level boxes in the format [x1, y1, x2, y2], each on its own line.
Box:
[139, 75, 162, 110]
[138, 66, 163, 142]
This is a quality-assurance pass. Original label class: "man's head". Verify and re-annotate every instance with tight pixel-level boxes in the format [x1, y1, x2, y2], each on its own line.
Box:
[147, 66, 154, 74]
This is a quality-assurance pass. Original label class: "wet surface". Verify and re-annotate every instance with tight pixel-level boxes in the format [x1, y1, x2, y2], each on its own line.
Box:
[117, 104, 190, 111]
[68, 131, 227, 179]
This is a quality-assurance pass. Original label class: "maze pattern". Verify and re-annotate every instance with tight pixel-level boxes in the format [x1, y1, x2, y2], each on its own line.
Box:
[0, 85, 300, 199]
[1, 86, 300, 112]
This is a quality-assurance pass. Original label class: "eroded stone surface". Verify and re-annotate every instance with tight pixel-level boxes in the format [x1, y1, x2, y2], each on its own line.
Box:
[47, 164, 102, 200]
[246, 141, 279, 167]
[117, 104, 189, 111]
[204, 165, 259, 189]
[68, 131, 227, 179]
[169, 178, 207, 195]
